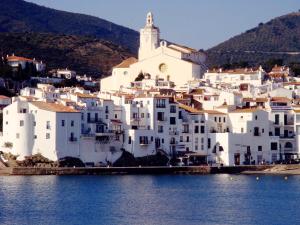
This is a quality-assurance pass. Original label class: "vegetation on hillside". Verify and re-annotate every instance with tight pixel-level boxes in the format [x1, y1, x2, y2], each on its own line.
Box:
[0, 32, 133, 77]
[206, 12, 300, 74]
[0, 0, 139, 52]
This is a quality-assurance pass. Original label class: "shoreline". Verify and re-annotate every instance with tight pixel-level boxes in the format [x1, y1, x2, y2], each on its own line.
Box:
[0, 164, 298, 176]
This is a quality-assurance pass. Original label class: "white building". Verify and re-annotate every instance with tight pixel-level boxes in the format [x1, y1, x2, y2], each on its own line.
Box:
[101, 12, 207, 91]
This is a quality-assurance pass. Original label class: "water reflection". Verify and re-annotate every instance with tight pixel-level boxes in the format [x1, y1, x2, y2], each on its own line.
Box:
[0, 175, 300, 225]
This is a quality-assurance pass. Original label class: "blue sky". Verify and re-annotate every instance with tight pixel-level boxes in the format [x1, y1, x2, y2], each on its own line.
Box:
[26, 0, 300, 50]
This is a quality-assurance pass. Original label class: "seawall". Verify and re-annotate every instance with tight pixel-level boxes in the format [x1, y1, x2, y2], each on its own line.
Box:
[9, 165, 273, 176]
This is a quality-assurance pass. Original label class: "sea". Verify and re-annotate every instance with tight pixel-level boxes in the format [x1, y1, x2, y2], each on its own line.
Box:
[0, 174, 299, 225]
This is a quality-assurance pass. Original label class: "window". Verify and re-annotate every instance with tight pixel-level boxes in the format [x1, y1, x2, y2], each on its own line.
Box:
[156, 99, 166, 108]
[34, 135, 37, 139]
[95, 113, 98, 122]
[20, 120, 24, 127]
[271, 142, 278, 150]
[223, 117, 226, 123]
[16, 133, 20, 139]
[219, 117, 221, 123]
[147, 113, 150, 118]
[158, 126, 163, 133]
[255, 115, 258, 120]
[241, 128, 244, 133]
[275, 114, 280, 125]
[128, 136, 132, 144]
[46, 133, 50, 139]
[157, 112, 165, 121]
[208, 138, 211, 149]
[81, 113, 84, 121]
[178, 111, 182, 119]
[186, 136, 190, 142]
[254, 127, 260, 136]
[105, 115, 108, 119]
[115, 114, 118, 119]
[275, 128, 280, 136]
[170, 105, 176, 113]
[200, 126, 205, 133]
[141, 113, 144, 118]
[180, 136, 183, 142]
[194, 125, 199, 133]
[61, 120, 65, 127]
[214, 117, 217, 122]
[87, 113, 91, 122]
[170, 117, 176, 125]
[46, 121, 50, 129]
[71, 120, 74, 127]
[183, 124, 189, 133]
[258, 146, 262, 151]
[133, 113, 138, 119]
[139, 136, 149, 145]
[105, 106, 109, 113]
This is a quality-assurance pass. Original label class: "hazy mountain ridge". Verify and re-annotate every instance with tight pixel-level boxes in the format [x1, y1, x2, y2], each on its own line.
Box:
[206, 12, 300, 67]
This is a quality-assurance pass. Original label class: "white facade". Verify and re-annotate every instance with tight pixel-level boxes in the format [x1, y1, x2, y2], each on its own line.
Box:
[101, 12, 207, 91]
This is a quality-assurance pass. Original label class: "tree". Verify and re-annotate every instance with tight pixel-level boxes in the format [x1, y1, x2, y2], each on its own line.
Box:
[134, 72, 144, 81]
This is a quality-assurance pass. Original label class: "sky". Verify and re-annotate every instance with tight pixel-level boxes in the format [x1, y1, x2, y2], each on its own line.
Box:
[26, 0, 300, 50]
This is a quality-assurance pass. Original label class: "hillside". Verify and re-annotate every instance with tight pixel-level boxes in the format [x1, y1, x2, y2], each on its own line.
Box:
[0, 0, 139, 52]
[207, 12, 300, 68]
[0, 32, 133, 76]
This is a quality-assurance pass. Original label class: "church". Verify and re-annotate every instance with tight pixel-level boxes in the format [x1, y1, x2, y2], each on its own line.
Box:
[100, 12, 207, 91]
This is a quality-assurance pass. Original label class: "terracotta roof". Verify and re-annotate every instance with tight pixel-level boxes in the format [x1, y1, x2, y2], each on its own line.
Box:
[114, 57, 137, 68]
[242, 98, 268, 103]
[0, 95, 10, 100]
[7, 55, 33, 62]
[30, 101, 79, 113]
[271, 97, 291, 103]
[283, 82, 300, 86]
[231, 108, 260, 113]
[203, 110, 226, 115]
[178, 103, 202, 114]
[74, 92, 97, 99]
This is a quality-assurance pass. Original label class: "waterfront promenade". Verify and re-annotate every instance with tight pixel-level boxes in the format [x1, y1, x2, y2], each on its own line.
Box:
[0, 164, 298, 175]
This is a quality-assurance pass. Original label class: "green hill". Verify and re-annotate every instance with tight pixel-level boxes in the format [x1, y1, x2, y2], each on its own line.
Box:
[0, 0, 139, 52]
[206, 12, 300, 69]
[0, 32, 133, 76]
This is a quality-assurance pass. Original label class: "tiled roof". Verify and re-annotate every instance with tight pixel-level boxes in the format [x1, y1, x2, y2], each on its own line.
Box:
[178, 103, 202, 114]
[31, 101, 79, 113]
[270, 97, 291, 103]
[230, 108, 260, 113]
[242, 98, 268, 102]
[114, 57, 137, 68]
[0, 95, 10, 100]
[74, 92, 97, 99]
[203, 110, 226, 115]
[7, 55, 33, 62]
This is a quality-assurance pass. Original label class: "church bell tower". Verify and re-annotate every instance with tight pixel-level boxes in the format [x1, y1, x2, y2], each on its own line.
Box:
[138, 12, 160, 60]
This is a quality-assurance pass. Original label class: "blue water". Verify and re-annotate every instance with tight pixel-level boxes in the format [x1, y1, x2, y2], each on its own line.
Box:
[0, 175, 299, 225]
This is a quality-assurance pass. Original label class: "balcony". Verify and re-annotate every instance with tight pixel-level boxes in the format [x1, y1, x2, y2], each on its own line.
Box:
[157, 117, 167, 122]
[95, 131, 115, 137]
[140, 141, 149, 146]
[280, 134, 295, 139]
[284, 121, 294, 126]
[169, 131, 178, 135]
